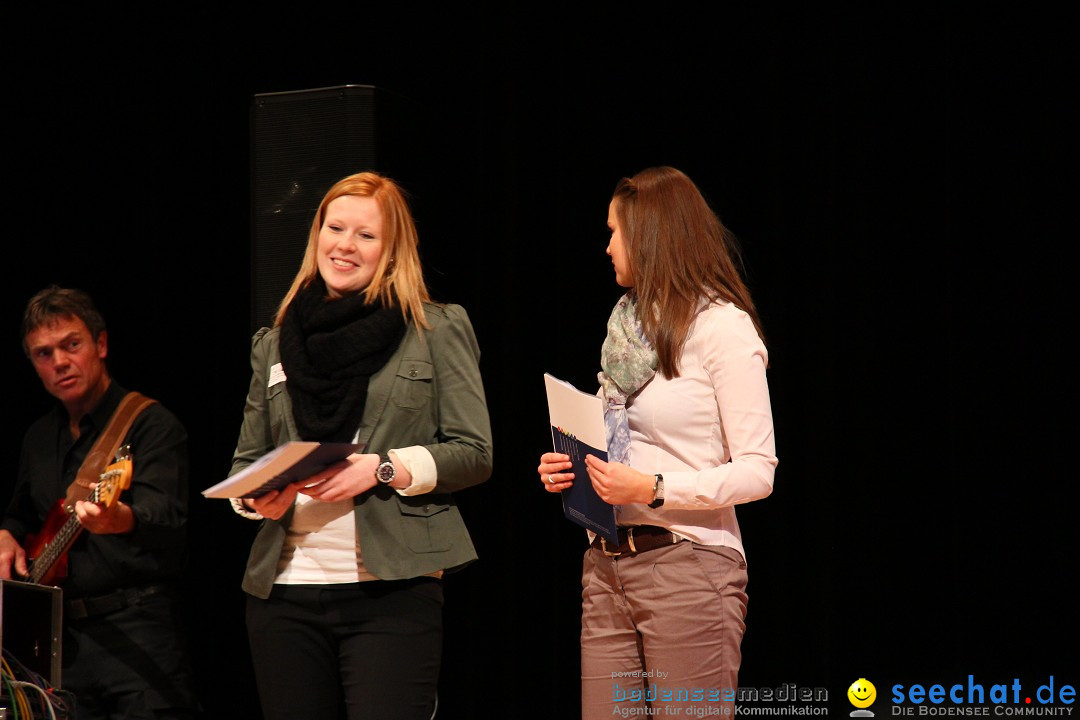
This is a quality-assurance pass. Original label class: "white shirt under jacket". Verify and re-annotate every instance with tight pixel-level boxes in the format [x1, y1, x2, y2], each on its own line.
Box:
[613, 300, 778, 563]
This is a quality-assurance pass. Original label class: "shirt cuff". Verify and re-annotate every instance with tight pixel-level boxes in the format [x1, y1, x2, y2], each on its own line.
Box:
[229, 497, 264, 520]
[391, 446, 437, 496]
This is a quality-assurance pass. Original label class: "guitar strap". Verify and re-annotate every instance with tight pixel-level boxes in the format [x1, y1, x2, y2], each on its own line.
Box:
[63, 391, 157, 511]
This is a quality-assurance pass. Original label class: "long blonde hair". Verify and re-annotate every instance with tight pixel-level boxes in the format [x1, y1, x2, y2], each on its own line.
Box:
[613, 166, 765, 377]
[275, 171, 431, 330]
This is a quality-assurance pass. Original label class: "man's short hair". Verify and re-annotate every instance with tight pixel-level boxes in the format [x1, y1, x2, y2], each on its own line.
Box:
[22, 285, 107, 355]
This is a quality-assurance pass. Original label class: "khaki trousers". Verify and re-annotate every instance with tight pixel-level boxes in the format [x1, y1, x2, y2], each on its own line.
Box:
[580, 541, 748, 718]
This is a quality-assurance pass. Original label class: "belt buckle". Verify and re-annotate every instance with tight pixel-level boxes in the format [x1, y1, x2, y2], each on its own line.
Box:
[67, 598, 88, 620]
[601, 528, 637, 557]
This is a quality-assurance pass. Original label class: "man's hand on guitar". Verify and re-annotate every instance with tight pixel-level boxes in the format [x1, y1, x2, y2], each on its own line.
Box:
[0, 529, 29, 580]
[75, 493, 136, 535]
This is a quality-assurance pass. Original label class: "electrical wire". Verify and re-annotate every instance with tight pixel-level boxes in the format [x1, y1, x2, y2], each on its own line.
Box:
[2, 670, 26, 720]
[3, 650, 66, 720]
[11, 682, 58, 720]
[2, 655, 27, 720]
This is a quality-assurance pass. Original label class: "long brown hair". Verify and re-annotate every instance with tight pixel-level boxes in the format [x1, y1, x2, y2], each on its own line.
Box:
[613, 166, 765, 377]
[275, 171, 431, 330]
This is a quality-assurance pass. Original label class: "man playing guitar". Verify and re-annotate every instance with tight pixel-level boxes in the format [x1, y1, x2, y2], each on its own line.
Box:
[0, 286, 200, 720]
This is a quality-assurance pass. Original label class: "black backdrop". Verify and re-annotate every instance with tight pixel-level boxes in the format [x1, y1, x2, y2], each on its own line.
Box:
[4, 6, 1075, 718]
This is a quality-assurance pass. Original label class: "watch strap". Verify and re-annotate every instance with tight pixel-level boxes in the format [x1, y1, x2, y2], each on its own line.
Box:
[648, 473, 665, 508]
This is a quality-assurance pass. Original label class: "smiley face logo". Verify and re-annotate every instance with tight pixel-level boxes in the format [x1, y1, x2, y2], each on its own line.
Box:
[848, 678, 877, 709]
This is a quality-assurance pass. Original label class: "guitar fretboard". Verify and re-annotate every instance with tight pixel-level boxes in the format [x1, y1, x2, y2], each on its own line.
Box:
[28, 469, 118, 584]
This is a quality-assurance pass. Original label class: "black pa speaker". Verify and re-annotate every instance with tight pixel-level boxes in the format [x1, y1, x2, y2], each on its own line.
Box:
[249, 84, 422, 334]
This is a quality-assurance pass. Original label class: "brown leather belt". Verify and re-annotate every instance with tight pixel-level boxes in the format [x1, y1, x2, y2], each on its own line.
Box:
[591, 525, 682, 557]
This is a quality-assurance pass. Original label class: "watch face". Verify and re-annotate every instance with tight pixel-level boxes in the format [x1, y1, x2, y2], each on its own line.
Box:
[377, 462, 395, 483]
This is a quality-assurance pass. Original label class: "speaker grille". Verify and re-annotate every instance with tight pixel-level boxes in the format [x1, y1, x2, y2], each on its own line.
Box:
[250, 84, 401, 332]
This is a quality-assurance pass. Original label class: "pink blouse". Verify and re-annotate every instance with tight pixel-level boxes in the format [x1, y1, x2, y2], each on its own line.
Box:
[614, 300, 778, 562]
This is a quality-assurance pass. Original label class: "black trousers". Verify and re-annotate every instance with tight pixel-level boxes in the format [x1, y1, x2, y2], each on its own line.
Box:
[246, 578, 443, 720]
[62, 588, 200, 720]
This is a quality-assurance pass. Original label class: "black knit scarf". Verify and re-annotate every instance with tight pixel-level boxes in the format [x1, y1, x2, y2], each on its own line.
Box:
[279, 277, 406, 442]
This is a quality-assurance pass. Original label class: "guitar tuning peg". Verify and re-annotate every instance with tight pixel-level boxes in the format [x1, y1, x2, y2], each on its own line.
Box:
[115, 444, 133, 462]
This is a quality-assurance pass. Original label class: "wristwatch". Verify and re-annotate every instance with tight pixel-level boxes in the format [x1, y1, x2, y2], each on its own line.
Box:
[375, 453, 396, 484]
[648, 473, 665, 508]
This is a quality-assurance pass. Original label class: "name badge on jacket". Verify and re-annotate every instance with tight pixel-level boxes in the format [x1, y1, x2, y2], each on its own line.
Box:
[268, 363, 286, 387]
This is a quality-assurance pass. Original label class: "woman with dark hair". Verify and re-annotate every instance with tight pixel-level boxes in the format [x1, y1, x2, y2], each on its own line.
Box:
[537, 166, 777, 718]
[229, 171, 493, 720]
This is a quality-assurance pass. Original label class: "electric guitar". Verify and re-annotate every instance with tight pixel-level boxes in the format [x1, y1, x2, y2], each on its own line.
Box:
[24, 446, 133, 586]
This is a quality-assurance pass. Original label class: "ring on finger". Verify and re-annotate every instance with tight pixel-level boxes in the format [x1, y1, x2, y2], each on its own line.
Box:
[547, 474, 556, 484]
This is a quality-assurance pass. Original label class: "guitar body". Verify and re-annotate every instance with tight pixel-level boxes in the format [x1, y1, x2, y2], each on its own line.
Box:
[23, 454, 133, 586]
